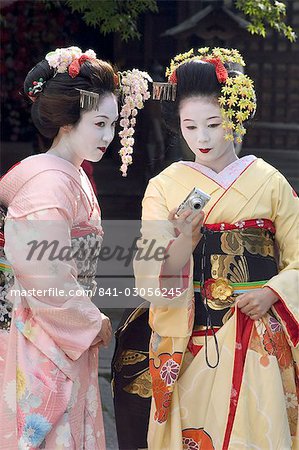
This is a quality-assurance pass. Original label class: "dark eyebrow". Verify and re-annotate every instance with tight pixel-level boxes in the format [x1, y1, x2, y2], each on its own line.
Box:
[95, 115, 119, 121]
[183, 116, 221, 122]
[207, 116, 221, 120]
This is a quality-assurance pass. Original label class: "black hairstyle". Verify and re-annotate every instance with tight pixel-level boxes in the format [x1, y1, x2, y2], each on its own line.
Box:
[24, 58, 117, 138]
[161, 59, 254, 134]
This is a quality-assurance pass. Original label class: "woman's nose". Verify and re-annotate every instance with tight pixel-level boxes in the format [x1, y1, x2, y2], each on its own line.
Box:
[102, 128, 114, 144]
[196, 128, 209, 144]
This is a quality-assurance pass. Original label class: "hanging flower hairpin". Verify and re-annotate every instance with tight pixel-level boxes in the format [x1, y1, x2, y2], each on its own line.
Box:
[118, 69, 152, 177]
[36, 47, 152, 176]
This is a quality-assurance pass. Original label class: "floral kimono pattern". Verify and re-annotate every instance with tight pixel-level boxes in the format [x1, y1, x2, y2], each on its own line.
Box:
[0, 154, 106, 449]
[134, 157, 299, 449]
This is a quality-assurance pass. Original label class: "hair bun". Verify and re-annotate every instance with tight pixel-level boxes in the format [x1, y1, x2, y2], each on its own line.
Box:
[24, 59, 54, 99]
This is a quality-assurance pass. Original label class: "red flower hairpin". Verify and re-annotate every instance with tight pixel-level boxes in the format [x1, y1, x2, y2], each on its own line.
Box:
[203, 57, 228, 83]
[169, 70, 177, 84]
[68, 54, 93, 78]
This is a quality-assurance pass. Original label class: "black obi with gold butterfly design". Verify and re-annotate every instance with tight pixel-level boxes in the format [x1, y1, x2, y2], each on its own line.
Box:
[111, 219, 279, 449]
[193, 219, 278, 328]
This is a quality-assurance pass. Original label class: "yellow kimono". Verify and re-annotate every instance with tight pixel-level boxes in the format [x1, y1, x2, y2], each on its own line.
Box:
[134, 158, 299, 449]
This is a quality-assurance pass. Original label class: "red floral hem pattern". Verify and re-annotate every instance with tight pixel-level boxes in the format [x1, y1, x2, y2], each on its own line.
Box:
[262, 316, 294, 369]
[149, 352, 183, 423]
[182, 428, 215, 450]
[268, 287, 299, 347]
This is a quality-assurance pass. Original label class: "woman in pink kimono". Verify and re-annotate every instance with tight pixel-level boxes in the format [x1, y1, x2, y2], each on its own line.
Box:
[0, 46, 150, 449]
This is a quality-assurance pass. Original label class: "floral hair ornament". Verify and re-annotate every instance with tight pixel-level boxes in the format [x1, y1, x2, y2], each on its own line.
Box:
[118, 69, 152, 177]
[46, 47, 152, 176]
[76, 70, 152, 176]
[202, 57, 228, 83]
[27, 78, 46, 101]
[153, 47, 256, 143]
[45, 46, 97, 77]
[46, 46, 103, 109]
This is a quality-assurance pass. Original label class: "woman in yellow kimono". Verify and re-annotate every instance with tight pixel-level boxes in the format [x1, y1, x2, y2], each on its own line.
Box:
[133, 48, 299, 449]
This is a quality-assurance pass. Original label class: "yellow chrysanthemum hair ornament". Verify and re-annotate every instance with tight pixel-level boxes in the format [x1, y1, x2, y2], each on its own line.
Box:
[153, 47, 256, 143]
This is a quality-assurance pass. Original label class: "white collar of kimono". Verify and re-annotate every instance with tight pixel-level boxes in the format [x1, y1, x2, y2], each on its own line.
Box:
[179, 155, 257, 189]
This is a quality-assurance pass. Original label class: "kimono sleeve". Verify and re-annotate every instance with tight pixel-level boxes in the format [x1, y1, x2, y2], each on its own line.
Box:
[133, 178, 194, 308]
[4, 174, 103, 360]
[265, 173, 299, 347]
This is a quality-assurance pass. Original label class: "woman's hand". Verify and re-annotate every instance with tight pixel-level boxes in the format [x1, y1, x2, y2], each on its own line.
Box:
[97, 314, 113, 347]
[168, 208, 205, 248]
[160, 208, 205, 282]
[236, 287, 279, 320]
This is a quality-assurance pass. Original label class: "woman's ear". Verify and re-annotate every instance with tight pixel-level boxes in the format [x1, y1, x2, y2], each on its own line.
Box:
[60, 124, 73, 133]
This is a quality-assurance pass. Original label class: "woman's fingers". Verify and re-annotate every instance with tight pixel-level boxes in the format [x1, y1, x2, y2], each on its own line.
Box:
[236, 293, 262, 318]
[241, 304, 256, 315]
[179, 210, 193, 222]
[191, 210, 205, 227]
[168, 208, 177, 221]
[236, 293, 254, 312]
[169, 207, 205, 244]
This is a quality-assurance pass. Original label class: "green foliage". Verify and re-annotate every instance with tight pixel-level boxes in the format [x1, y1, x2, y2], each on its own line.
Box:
[235, 0, 297, 41]
[42, 0, 296, 42]
[65, 0, 158, 41]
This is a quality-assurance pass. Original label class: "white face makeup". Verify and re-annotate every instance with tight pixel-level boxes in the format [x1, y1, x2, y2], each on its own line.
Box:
[179, 96, 237, 173]
[48, 93, 118, 169]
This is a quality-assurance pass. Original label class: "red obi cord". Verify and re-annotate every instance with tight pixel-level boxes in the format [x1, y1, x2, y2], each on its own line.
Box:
[204, 218, 275, 234]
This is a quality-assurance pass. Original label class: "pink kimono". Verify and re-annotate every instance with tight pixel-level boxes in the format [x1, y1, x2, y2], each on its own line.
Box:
[0, 154, 106, 449]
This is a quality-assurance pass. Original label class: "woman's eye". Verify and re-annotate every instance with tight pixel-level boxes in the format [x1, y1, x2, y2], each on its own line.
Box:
[95, 122, 105, 128]
[186, 126, 196, 130]
[208, 123, 221, 128]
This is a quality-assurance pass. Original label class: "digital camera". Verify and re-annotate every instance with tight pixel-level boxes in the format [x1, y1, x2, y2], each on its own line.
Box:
[176, 187, 211, 216]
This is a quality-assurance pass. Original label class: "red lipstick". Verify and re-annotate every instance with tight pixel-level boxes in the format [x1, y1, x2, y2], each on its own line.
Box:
[199, 148, 212, 153]
[98, 147, 107, 153]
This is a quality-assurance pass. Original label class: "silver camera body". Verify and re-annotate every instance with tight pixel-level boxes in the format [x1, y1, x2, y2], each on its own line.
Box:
[176, 187, 211, 216]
